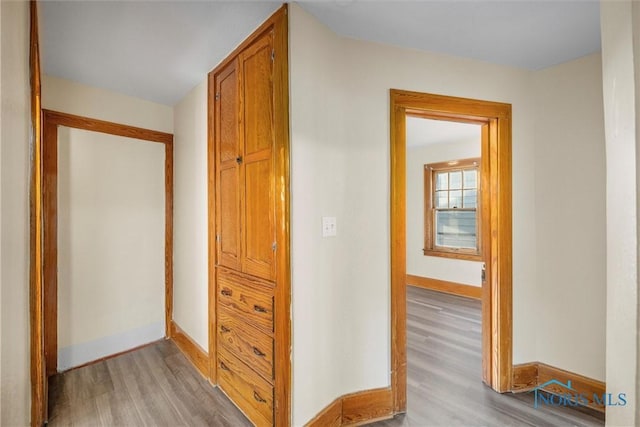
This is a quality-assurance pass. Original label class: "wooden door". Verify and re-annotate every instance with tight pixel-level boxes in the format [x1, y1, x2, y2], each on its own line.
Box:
[215, 59, 242, 271]
[239, 32, 276, 282]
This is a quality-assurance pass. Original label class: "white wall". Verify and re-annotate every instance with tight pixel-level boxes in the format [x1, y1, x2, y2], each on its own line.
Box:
[42, 76, 173, 369]
[57, 128, 166, 370]
[290, 4, 608, 424]
[172, 80, 208, 350]
[406, 138, 482, 286]
[42, 75, 173, 133]
[0, 1, 31, 425]
[290, 8, 352, 425]
[600, 1, 639, 424]
[289, 4, 539, 424]
[533, 53, 606, 382]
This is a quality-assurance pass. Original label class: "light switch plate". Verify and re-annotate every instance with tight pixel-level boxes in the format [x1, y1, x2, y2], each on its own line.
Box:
[322, 216, 337, 237]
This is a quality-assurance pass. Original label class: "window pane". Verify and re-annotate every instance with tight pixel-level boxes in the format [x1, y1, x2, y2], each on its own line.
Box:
[464, 169, 477, 189]
[435, 210, 477, 249]
[449, 190, 462, 208]
[463, 189, 477, 208]
[435, 190, 448, 208]
[449, 171, 462, 190]
[436, 172, 448, 190]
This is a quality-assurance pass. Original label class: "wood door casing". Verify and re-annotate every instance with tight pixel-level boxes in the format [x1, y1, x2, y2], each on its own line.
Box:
[240, 31, 276, 282]
[215, 59, 242, 271]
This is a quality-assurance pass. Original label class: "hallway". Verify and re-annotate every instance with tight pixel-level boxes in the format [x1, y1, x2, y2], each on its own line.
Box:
[47, 340, 251, 426]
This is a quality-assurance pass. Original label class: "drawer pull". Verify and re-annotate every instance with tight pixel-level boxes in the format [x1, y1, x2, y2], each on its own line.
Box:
[221, 288, 232, 297]
[252, 346, 265, 357]
[220, 361, 229, 371]
[220, 325, 230, 333]
[253, 304, 267, 313]
[253, 391, 266, 403]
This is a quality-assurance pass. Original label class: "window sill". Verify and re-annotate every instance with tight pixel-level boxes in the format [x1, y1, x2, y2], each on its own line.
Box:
[423, 248, 482, 262]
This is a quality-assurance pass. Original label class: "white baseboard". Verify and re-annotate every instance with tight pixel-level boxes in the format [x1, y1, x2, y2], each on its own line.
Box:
[57, 321, 165, 371]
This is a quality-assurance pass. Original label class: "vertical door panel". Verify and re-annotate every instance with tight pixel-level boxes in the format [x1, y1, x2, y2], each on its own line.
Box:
[240, 33, 276, 281]
[216, 60, 241, 270]
[243, 40, 274, 156]
[219, 167, 240, 267]
[220, 66, 239, 163]
[243, 159, 275, 280]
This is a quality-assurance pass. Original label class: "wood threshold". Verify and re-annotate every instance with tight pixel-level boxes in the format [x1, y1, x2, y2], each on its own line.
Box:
[512, 362, 606, 413]
[390, 89, 513, 412]
[305, 387, 393, 427]
[170, 321, 210, 379]
[407, 274, 482, 300]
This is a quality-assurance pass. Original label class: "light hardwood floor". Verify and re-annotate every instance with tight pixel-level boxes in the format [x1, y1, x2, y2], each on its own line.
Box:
[47, 340, 251, 426]
[373, 286, 605, 426]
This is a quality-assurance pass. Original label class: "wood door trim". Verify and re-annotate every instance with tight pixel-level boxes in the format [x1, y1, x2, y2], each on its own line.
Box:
[207, 5, 290, 426]
[29, 1, 46, 425]
[390, 89, 513, 413]
[207, 70, 218, 384]
[272, 8, 292, 424]
[170, 321, 209, 379]
[43, 116, 58, 376]
[41, 109, 174, 379]
[41, 110, 173, 144]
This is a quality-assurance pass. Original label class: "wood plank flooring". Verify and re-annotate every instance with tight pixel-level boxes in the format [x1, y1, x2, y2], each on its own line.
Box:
[48, 288, 605, 426]
[47, 339, 251, 426]
[373, 286, 605, 427]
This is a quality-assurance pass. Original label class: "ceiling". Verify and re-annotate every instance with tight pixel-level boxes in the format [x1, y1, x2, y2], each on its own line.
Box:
[406, 117, 480, 148]
[40, 1, 601, 107]
[40, 1, 282, 106]
[300, 1, 601, 70]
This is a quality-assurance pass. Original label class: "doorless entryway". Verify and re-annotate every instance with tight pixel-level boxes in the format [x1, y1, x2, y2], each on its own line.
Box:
[389, 89, 513, 413]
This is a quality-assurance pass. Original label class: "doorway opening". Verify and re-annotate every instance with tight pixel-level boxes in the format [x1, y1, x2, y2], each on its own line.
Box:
[390, 89, 513, 413]
[38, 110, 174, 422]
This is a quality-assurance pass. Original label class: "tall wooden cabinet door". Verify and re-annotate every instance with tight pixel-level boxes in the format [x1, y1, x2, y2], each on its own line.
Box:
[239, 31, 276, 282]
[215, 59, 242, 271]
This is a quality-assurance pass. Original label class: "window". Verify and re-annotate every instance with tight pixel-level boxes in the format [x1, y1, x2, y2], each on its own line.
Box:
[424, 158, 481, 260]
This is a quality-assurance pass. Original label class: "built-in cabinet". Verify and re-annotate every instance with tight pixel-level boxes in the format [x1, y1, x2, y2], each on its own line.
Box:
[210, 6, 289, 426]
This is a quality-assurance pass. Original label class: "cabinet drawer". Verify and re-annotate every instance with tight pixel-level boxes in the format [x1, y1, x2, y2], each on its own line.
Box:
[217, 270, 274, 334]
[218, 308, 274, 382]
[218, 348, 273, 427]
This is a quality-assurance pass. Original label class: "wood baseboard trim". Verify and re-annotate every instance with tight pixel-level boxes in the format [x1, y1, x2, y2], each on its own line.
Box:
[406, 274, 482, 300]
[306, 397, 342, 427]
[512, 362, 606, 412]
[170, 320, 209, 379]
[342, 387, 394, 425]
[306, 387, 394, 427]
[511, 362, 538, 391]
[60, 339, 163, 374]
